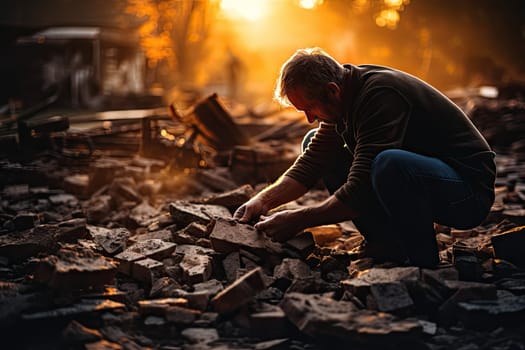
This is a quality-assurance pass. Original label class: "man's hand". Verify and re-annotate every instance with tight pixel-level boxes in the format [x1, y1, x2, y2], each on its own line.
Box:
[254, 209, 308, 242]
[233, 176, 309, 224]
[233, 196, 266, 223]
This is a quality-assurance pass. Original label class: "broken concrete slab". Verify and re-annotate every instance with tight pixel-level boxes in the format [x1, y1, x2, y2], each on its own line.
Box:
[55, 218, 89, 242]
[33, 248, 117, 290]
[88, 225, 130, 255]
[129, 201, 160, 227]
[131, 228, 174, 243]
[169, 200, 231, 227]
[439, 280, 498, 326]
[279, 292, 423, 346]
[341, 267, 420, 300]
[180, 253, 213, 284]
[131, 258, 164, 284]
[211, 267, 267, 314]
[456, 294, 525, 329]
[123, 239, 176, 261]
[0, 228, 56, 263]
[114, 250, 146, 275]
[209, 217, 280, 254]
[367, 282, 415, 315]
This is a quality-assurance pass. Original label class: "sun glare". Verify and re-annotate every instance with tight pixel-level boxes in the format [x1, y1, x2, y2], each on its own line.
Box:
[220, 0, 268, 21]
[298, 0, 324, 10]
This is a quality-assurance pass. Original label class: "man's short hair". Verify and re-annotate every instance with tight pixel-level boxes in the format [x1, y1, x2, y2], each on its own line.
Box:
[274, 47, 345, 107]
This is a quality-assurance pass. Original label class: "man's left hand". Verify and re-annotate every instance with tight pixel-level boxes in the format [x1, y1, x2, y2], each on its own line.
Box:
[254, 209, 307, 242]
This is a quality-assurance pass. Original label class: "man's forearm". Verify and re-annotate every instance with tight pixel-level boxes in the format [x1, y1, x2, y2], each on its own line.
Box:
[257, 175, 309, 212]
[301, 195, 359, 228]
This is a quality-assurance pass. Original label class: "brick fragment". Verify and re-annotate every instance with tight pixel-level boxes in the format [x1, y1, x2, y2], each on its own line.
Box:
[88, 225, 130, 255]
[131, 258, 164, 284]
[209, 218, 277, 254]
[169, 200, 231, 227]
[137, 298, 188, 316]
[180, 254, 213, 284]
[124, 238, 176, 260]
[211, 267, 267, 314]
[165, 305, 201, 324]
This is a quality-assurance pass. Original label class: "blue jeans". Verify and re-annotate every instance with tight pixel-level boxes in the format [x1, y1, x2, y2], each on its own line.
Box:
[302, 129, 491, 267]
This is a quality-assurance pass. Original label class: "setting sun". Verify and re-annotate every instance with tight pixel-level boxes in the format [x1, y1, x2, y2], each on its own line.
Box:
[220, 0, 269, 21]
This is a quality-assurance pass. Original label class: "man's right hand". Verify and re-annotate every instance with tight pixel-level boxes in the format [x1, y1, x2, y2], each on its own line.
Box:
[233, 197, 266, 223]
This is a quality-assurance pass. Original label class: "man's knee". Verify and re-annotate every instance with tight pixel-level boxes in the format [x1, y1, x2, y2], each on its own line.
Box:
[371, 149, 408, 187]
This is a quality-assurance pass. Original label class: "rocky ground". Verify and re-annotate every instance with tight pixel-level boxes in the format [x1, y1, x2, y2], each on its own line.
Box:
[1, 89, 525, 350]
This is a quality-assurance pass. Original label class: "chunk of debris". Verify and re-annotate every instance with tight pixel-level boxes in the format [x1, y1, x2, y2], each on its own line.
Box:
[129, 201, 160, 227]
[280, 292, 422, 346]
[88, 225, 130, 255]
[209, 217, 279, 254]
[180, 254, 213, 284]
[33, 248, 117, 290]
[55, 218, 89, 242]
[457, 294, 525, 329]
[341, 267, 420, 300]
[131, 258, 164, 284]
[211, 267, 267, 314]
[169, 200, 231, 226]
[123, 239, 176, 261]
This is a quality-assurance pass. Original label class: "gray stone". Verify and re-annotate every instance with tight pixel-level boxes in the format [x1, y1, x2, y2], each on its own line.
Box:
[88, 225, 130, 255]
[280, 292, 422, 346]
[209, 217, 280, 254]
[181, 327, 220, 344]
[129, 201, 160, 227]
[211, 267, 267, 314]
[368, 282, 414, 315]
[123, 239, 176, 260]
[33, 248, 117, 290]
[457, 294, 525, 329]
[169, 200, 231, 226]
[131, 258, 164, 284]
[180, 253, 213, 284]
[341, 267, 420, 300]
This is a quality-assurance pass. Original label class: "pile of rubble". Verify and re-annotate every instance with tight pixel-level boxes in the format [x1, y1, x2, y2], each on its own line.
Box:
[1, 91, 525, 349]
